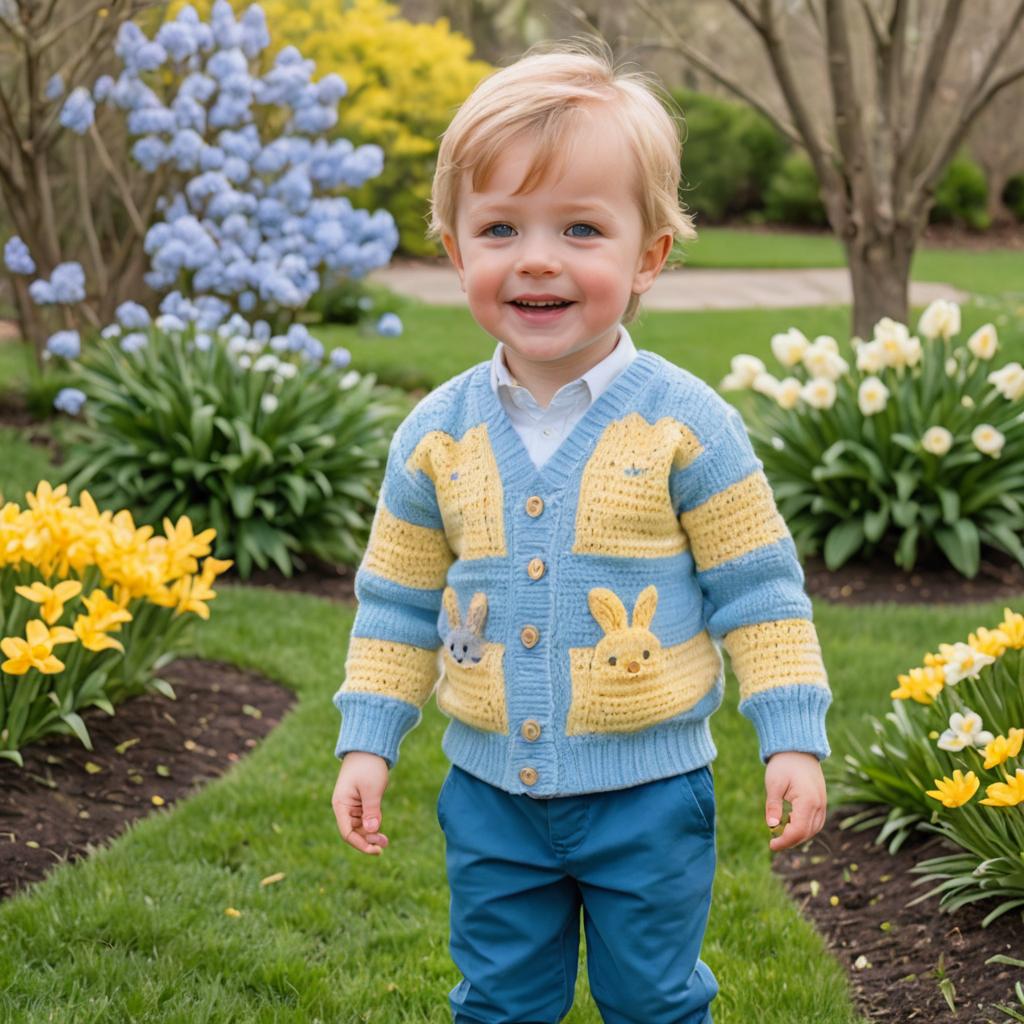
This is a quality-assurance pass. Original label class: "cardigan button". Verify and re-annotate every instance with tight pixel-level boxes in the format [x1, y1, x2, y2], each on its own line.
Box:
[519, 766, 538, 786]
[521, 719, 541, 741]
[525, 495, 544, 517]
[527, 557, 545, 580]
[520, 625, 540, 648]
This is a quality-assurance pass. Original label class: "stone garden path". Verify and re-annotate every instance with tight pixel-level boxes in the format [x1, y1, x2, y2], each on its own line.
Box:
[367, 259, 970, 311]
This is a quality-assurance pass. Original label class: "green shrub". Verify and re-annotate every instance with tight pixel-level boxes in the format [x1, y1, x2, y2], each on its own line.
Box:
[931, 150, 990, 230]
[54, 318, 411, 579]
[1004, 173, 1024, 222]
[670, 89, 789, 222]
[722, 299, 1024, 577]
[762, 151, 828, 226]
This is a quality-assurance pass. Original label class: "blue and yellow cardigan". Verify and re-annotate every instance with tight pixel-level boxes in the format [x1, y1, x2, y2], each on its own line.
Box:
[333, 349, 832, 796]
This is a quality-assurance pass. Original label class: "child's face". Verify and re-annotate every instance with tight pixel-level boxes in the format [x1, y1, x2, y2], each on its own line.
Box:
[441, 116, 672, 372]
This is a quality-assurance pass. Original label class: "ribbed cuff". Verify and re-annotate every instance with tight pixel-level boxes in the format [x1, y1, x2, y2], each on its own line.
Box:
[332, 691, 422, 768]
[738, 683, 833, 764]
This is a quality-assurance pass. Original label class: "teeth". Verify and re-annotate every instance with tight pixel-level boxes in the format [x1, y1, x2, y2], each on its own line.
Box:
[517, 300, 569, 308]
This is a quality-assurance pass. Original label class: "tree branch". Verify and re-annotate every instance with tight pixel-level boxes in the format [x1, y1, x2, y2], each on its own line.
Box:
[627, 0, 804, 148]
[857, 0, 887, 50]
[904, 0, 963, 159]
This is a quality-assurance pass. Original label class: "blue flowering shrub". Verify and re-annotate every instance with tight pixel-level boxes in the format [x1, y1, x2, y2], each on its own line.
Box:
[53, 300, 410, 578]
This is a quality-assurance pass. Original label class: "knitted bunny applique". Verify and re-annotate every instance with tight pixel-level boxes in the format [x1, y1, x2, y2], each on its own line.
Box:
[567, 584, 686, 735]
[436, 586, 509, 733]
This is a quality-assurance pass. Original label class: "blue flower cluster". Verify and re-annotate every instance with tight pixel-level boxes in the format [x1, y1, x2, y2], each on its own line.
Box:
[83, 0, 398, 318]
[3, 236, 35, 276]
[28, 262, 86, 305]
[60, 87, 96, 135]
[45, 330, 82, 360]
[54, 387, 87, 415]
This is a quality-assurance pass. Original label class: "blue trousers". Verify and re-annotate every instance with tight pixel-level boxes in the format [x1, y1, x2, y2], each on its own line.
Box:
[437, 763, 718, 1024]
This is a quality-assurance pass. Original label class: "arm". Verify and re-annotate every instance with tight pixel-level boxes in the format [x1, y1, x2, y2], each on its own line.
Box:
[332, 414, 454, 769]
[671, 397, 832, 765]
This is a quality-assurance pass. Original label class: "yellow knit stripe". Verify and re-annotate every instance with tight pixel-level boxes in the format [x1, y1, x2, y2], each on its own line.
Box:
[341, 636, 441, 707]
[680, 470, 789, 571]
[363, 502, 453, 590]
[722, 619, 829, 700]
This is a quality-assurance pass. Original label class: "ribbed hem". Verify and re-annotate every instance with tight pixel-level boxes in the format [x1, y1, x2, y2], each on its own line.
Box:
[333, 691, 421, 768]
[738, 684, 833, 764]
[441, 715, 719, 797]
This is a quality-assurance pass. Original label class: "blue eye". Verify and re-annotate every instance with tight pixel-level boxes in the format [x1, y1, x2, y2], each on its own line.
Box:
[480, 223, 600, 238]
[568, 223, 599, 237]
[483, 223, 515, 238]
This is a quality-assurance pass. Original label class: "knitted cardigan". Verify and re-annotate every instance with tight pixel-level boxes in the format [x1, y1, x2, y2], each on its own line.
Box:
[333, 349, 832, 797]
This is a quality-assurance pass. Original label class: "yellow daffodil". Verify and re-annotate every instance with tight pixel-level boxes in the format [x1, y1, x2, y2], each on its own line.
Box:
[71, 613, 125, 654]
[998, 608, 1024, 649]
[1, 619, 77, 675]
[891, 664, 945, 703]
[982, 728, 1024, 770]
[979, 768, 1024, 807]
[14, 579, 82, 624]
[968, 625, 1010, 659]
[925, 769, 979, 808]
[174, 573, 217, 620]
[24, 480, 72, 515]
[200, 556, 233, 585]
[80, 589, 133, 632]
[162, 515, 216, 576]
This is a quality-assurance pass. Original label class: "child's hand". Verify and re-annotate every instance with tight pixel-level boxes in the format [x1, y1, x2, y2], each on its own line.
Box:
[764, 750, 827, 852]
[332, 751, 391, 856]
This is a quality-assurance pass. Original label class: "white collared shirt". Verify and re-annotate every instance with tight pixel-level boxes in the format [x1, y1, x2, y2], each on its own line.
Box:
[488, 324, 638, 469]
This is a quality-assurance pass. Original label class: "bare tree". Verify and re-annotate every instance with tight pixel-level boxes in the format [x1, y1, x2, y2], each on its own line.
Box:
[605, 0, 1024, 337]
[968, 78, 1024, 226]
[0, 0, 160, 365]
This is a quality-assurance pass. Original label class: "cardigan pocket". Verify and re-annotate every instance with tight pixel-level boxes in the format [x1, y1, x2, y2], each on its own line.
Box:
[435, 587, 509, 734]
[565, 585, 722, 735]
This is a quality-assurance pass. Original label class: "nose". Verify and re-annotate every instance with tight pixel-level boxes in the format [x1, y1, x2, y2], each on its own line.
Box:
[515, 236, 562, 277]
[627, 661, 640, 673]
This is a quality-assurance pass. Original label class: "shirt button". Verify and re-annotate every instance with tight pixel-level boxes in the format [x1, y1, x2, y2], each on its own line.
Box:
[525, 495, 544, 517]
[542, 428, 552, 437]
[521, 719, 541, 741]
[520, 625, 540, 648]
[527, 557, 545, 580]
[519, 766, 538, 786]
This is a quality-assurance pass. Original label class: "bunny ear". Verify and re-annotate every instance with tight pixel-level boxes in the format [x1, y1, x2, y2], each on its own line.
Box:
[465, 591, 489, 634]
[588, 588, 627, 634]
[442, 586, 461, 628]
[631, 585, 659, 629]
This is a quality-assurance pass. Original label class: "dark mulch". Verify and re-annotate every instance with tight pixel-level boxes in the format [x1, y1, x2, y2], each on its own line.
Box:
[0, 390, 63, 464]
[773, 812, 1024, 1022]
[0, 657, 295, 903]
[803, 545, 1024, 606]
[221, 555, 356, 602]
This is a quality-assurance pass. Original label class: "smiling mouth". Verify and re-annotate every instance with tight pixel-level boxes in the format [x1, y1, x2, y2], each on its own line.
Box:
[509, 300, 576, 309]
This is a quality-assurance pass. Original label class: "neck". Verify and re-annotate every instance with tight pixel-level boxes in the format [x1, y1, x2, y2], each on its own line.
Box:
[502, 328, 620, 409]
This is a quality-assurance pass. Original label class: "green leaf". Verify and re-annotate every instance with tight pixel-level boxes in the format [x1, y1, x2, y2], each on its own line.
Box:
[823, 518, 864, 570]
[935, 487, 960, 525]
[934, 521, 980, 578]
[230, 484, 256, 519]
[893, 470, 917, 502]
[895, 525, 919, 570]
[863, 502, 890, 542]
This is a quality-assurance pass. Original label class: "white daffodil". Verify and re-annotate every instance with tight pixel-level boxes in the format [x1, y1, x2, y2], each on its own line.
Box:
[752, 371, 780, 399]
[227, 335, 248, 355]
[937, 709, 994, 752]
[238, 354, 252, 369]
[962, 394, 975, 409]
[858, 376, 890, 415]
[770, 327, 810, 367]
[339, 370, 361, 389]
[921, 426, 953, 456]
[856, 339, 886, 374]
[775, 377, 802, 410]
[260, 393, 279, 414]
[770, 436, 785, 451]
[728, 354, 767, 387]
[972, 423, 1005, 458]
[945, 356, 959, 377]
[938, 642, 996, 685]
[252, 354, 280, 373]
[918, 299, 961, 341]
[903, 335, 922, 367]
[872, 317, 920, 369]
[803, 345, 848, 381]
[988, 361, 1024, 401]
[800, 376, 836, 409]
[967, 323, 998, 360]
[277, 362, 298, 379]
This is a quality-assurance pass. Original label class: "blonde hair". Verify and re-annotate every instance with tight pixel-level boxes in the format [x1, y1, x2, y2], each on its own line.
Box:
[426, 37, 697, 324]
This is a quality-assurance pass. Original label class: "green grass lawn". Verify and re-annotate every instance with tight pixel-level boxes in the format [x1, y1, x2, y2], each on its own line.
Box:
[677, 227, 1024, 296]
[3, 579, 1016, 1022]
[1, 295, 1022, 1020]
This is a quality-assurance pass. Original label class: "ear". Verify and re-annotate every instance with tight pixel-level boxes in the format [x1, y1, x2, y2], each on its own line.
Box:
[631, 585, 659, 630]
[632, 229, 674, 296]
[465, 591, 489, 634]
[442, 586, 461, 628]
[441, 230, 466, 292]
[588, 588, 628, 634]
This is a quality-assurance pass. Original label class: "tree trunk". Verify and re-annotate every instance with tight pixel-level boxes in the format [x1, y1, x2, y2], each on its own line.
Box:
[844, 227, 916, 340]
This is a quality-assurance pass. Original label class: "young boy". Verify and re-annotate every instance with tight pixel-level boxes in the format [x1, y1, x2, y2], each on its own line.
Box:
[331, 39, 831, 1024]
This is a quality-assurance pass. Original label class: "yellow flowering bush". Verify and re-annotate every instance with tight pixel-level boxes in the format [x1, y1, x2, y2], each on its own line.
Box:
[831, 606, 1024, 925]
[723, 299, 1024, 577]
[0, 481, 231, 767]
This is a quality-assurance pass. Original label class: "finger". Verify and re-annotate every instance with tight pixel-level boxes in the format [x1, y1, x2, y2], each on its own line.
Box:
[765, 792, 786, 828]
[343, 826, 385, 855]
[361, 799, 382, 834]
